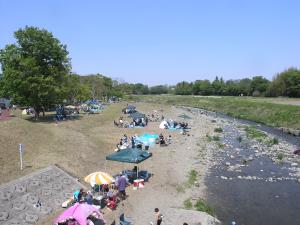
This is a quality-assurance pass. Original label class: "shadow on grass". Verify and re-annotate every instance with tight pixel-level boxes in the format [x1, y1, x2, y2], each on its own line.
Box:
[25, 113, 83, 123]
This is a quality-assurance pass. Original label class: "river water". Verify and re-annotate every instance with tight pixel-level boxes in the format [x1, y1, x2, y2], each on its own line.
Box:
[192, 110, 300, 225]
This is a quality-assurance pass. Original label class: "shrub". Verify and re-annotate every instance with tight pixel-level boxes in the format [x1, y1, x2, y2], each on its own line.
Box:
[214, 127, 223, 133]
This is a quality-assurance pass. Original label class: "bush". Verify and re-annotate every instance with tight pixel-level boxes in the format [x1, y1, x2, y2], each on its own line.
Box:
[214, 127, 223, 133]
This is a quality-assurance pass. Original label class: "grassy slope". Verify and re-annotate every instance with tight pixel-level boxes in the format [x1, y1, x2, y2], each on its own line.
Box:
[0, 103, 133, 184]
[128, 95, 300, 129]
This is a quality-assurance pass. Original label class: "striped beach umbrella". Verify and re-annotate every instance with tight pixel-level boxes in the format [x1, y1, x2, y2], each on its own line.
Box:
[84, 172, 115, 186]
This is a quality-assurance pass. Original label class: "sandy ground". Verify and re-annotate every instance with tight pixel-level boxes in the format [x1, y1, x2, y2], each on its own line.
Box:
[0, 103, 220, 225]
[89, 105, 220, 224]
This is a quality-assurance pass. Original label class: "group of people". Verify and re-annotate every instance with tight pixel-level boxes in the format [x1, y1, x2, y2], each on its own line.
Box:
[116, 134, 150, 151]
[157, 133, 172, 146]
[164, 120, 189, 130]
[132, 117, 148, 127]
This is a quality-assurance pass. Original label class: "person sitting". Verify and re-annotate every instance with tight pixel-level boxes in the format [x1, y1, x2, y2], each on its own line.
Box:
[122, 134, 128, 144]
[114, 120, 119, 127]
[106, 195, 117, 210]
[136, 143, 142, 149]
[84, 191, 93, 205]
[166, 135, 172, 144]
[119, 117, 124, 127]
[73, 188, 84, 202]
[87, 214, 105, 225]
[159, 134, 166, 146]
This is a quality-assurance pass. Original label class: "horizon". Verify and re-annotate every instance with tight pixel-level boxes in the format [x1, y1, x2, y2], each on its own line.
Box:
[1, 0, 300, 85]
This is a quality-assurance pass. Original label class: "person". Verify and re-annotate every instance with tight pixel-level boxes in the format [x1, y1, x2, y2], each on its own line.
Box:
[116, 174, 127, 200]
[144, 142, 150, 150]
[84, 191, 93, 205]
[166, 135, 172, 144]
[183, 223, 188, 225]
[122, 134, 128, 143]
[119, 117, 124, 127]
[159, 134, 166, 146]
[154, 208, 163, 225]
[73, 188, 84, 202]
[131, 136, 135, 148]
[87, 214, 105, 225]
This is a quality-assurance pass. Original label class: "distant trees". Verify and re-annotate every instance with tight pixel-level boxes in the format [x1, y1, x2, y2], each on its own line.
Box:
[0, 26, 71, 115]
[1, 27, 299, 105]
[267, 68, 300, 97]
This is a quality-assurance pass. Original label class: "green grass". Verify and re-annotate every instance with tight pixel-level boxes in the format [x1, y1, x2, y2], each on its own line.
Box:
[218, 143, 225, 148]
[176, 184, 186, 193]
[206, 134, 220, 142]
[187, 169, 198, 186]
[184, 198, 193, 209]
[194, 198, 215, 216]
[277, 153, 284, 160]
[176, 169, 198, 192]
[126, 95, 300, 129]
[214, 127, 223, 133]
[245, 126, 267, 142]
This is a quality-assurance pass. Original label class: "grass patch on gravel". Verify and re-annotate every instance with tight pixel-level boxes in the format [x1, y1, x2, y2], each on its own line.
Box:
[245, 126, 267, 142]
[184, 198, 193, 209]
[195, 198, 215, 216]
[214, 127, 223, 133]
[206, 134, 220, 142]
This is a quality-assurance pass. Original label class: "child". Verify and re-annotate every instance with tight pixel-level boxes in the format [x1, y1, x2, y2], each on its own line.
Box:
[154, 208, 163, 225]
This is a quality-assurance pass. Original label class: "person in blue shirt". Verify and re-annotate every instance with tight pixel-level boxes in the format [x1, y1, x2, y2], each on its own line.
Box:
[73, 188, 84, 202]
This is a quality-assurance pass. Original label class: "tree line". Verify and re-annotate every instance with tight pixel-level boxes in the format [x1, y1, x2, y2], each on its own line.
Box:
[0, 26, 299, 114]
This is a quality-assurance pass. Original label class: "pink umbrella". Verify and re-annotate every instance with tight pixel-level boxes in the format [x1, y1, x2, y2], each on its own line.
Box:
[54, 203, 105, 225]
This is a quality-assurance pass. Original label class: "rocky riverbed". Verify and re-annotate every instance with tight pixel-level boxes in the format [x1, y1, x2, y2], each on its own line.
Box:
[184, 107, 300, 225]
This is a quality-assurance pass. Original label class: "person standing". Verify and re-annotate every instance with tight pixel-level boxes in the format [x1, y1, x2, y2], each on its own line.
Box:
[131, 136, 135, 148]
[117, 174, 127, 200]
[154, 208, 163, 225]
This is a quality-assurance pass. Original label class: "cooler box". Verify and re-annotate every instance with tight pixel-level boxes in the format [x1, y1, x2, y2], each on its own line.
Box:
[133, 179, 145, 190]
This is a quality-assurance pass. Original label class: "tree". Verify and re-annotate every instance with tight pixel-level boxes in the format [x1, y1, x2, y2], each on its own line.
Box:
[149, 85, 169, 94]
[175, 81, 193, 95]
[250, 76, 270, 96]
[192, 80, 212, 95]
[63, 74, 91, 103]
[0, 26, 71, 115]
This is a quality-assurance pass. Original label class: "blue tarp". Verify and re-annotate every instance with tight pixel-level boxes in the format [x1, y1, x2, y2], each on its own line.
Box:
[137, 133, 158, 146]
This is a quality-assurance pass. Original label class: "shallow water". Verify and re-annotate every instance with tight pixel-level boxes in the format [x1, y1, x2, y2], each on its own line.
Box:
[200, 113, 300, 225]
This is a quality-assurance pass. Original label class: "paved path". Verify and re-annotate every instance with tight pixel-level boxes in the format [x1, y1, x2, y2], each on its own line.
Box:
[0, 165, 86, 225]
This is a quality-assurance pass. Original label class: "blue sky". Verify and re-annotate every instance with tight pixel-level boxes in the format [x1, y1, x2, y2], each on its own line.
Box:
[1, 0, 300, 85]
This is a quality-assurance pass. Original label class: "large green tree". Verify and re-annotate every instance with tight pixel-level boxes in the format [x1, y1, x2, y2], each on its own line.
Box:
[0, 26, 71, 115]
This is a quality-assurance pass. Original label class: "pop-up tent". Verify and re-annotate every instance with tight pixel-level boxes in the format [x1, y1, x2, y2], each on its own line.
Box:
[178, 113, 192, 120]
[106, 148, 152, 163]
[54, 203, 105, 225]
[106, 148, 152, 178]
[129, 111, 145, 120]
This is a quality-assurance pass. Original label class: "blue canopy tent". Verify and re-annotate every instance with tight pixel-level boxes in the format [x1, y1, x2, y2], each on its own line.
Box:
[106, 148, 152, 178]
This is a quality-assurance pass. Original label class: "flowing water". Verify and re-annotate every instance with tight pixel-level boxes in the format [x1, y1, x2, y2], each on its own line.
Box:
[190, 109, 300, 225]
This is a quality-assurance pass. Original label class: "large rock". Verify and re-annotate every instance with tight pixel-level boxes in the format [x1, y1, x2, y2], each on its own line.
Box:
[163, 208, 221, 225]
